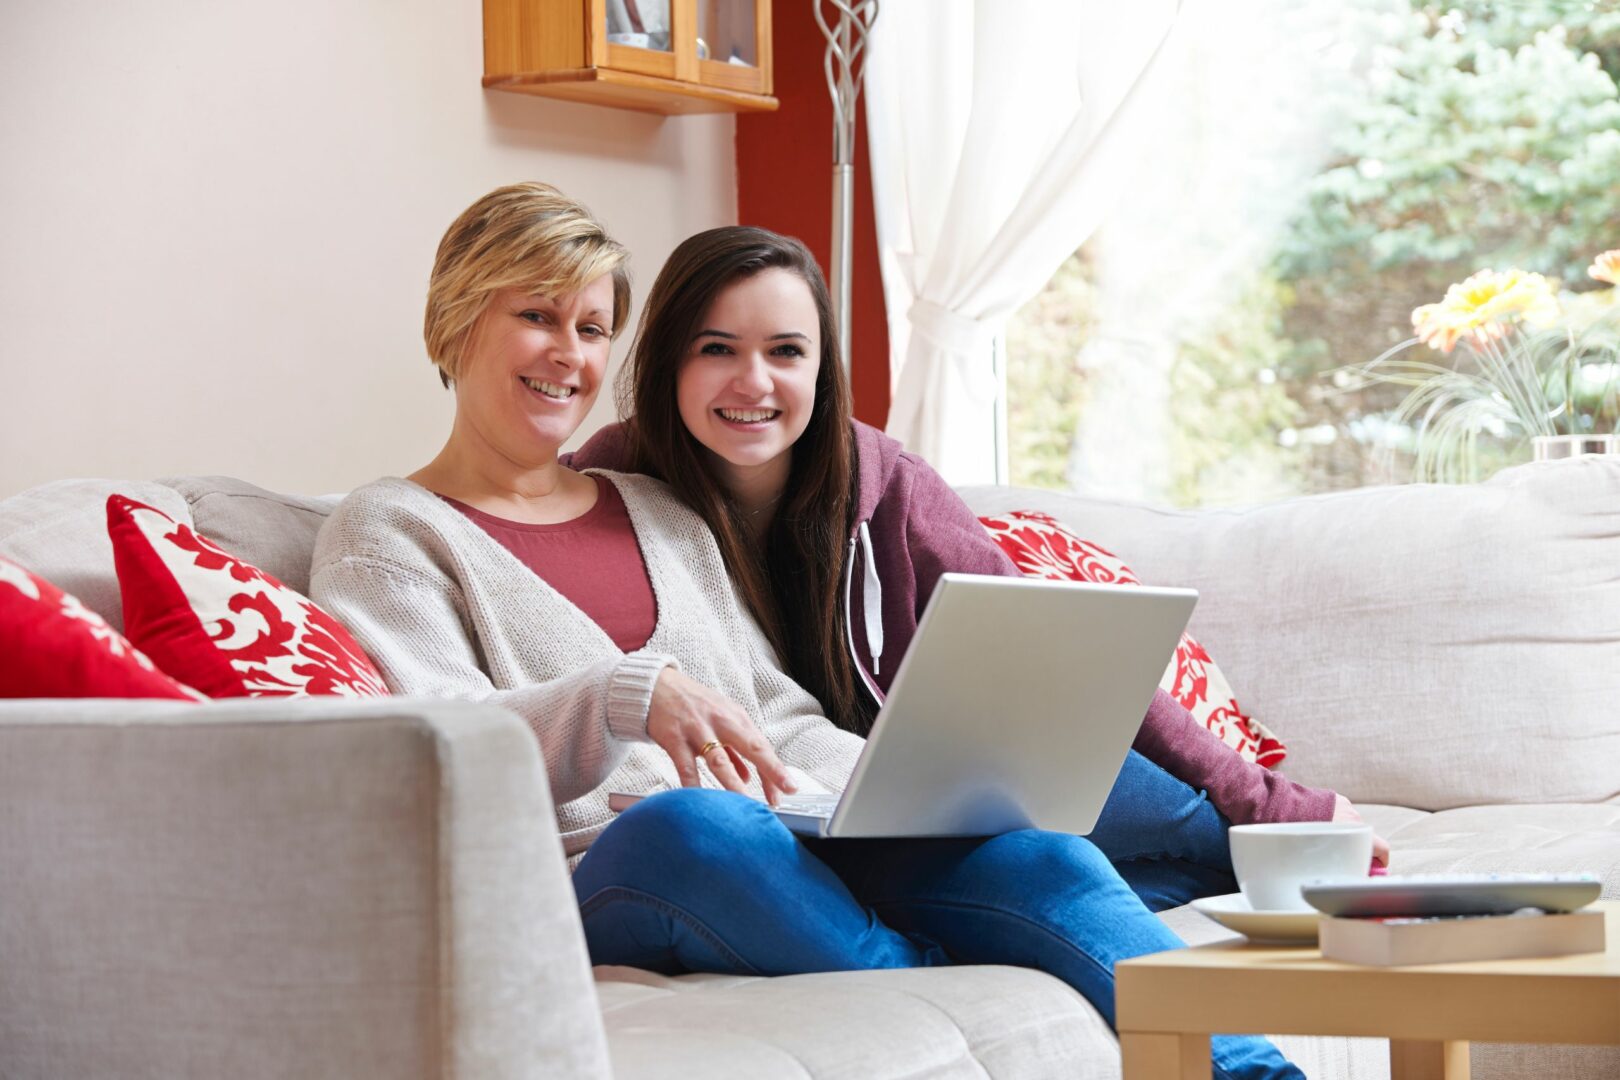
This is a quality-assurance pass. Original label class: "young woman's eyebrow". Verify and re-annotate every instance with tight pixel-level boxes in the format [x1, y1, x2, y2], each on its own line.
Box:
[693, 329, 811, 341]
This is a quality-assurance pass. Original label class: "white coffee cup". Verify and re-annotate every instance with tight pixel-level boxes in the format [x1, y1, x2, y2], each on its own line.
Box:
[1228, 822, 1373, 912]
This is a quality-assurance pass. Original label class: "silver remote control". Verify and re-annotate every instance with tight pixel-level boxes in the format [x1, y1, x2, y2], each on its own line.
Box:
[1301, 872, 1602, 918]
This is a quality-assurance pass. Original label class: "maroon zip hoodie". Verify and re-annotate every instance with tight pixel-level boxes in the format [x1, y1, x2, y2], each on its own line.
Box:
[568, 419, 1336, 824]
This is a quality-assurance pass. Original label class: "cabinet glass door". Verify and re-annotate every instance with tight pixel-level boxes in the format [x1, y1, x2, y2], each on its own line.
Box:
[696, 0, 767, 94]
[698, 0, 756, 66]
[606, 0, 673, 51]
[603, 0, 680, 81]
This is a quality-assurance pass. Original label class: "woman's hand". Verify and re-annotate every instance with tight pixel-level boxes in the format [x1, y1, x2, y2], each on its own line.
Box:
[1333, 793, 1391, 871]
[647, 667, 798, 806]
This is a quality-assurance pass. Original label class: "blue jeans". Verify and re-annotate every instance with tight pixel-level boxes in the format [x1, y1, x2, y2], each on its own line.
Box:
[574, 787, 1300, 1080]
[1089, 749, 1239, 911]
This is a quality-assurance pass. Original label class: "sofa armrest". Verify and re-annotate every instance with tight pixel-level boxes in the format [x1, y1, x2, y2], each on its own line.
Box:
[0, 697, 610, 1080]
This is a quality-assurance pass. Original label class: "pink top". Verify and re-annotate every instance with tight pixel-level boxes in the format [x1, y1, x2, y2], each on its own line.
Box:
[443, 477, 657, 652]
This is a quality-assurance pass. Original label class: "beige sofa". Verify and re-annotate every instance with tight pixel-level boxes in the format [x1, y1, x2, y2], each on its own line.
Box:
[2, 461, 1617, 1080]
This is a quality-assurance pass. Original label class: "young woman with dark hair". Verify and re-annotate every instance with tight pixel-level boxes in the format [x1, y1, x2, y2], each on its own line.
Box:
[569, 225, 1389, 911]
[598, 226, 867, 730]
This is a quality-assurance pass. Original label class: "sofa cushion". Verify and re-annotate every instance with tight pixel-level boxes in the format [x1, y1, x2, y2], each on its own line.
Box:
[0, 555, 201, 700]
[597, 919, 1398, 1080]
[959, 457, 1620, 811]
[160, 476, 341, 598]
[1358, 802, 1620, 898]
[594, 964, 1114, 1079]
[107, 495, 388, 699]
[0, 479, 192, 634]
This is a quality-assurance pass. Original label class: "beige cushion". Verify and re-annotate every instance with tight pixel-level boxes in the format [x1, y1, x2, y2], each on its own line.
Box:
[161, 476, 340, 596]
[960, 457, 1620, 810]
[597, 913, 1399, 1080]
[0, 477, 340, 632]
[0, 478, 191, 633]
[595, 964, 1115, 1079]
[1360, 802, 1620, 895]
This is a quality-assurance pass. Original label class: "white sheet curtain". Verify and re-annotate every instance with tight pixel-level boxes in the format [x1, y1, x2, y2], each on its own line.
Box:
[865, 0, 1185, 484]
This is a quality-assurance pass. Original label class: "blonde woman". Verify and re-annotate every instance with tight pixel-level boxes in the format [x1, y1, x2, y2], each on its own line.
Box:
[311, 183, 1305, 1080]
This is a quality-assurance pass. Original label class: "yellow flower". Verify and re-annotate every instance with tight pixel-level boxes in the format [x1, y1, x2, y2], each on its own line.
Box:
[1411, 268, 1559, 353]
[1410, 302, 1467, 353]
[1589, 250, 1620, 286]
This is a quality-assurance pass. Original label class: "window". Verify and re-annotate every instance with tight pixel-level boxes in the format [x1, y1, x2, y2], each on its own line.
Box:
[1006, 1, 1620, 505]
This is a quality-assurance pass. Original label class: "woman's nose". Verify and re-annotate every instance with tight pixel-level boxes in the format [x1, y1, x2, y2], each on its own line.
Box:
[732, 354, 772, 395]
[549, 328, 586, 370]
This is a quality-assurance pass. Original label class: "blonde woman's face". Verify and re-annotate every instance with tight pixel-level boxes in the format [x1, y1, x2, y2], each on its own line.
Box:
[453, 276, 616, 464]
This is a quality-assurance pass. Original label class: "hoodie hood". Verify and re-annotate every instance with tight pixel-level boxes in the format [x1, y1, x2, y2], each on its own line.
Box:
[851, 419, 906, 535]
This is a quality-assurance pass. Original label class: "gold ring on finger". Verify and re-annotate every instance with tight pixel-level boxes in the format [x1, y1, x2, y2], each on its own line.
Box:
[699, 740, 724, 757]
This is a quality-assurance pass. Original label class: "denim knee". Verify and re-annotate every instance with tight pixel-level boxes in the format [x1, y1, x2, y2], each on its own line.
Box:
[618, 786, 777, 843]
[983, 828, 1118, 881]
[926, 829, 1133, 915]
[578, 787, 789, 893]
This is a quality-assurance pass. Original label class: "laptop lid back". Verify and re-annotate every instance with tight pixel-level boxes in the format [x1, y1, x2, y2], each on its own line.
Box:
[827, 573, 1196, 839]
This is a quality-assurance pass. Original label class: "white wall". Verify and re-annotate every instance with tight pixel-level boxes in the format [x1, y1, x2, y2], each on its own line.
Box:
[0, 1, 736, 497]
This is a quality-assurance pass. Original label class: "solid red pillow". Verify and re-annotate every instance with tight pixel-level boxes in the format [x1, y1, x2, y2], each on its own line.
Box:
[106, 495, 389, 699]
[979, 510, 1286, 768]
[0, 553, 202, 700]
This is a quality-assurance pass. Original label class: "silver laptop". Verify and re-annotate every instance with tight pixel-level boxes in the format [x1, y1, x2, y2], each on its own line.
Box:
[612, 572, 1196, 839]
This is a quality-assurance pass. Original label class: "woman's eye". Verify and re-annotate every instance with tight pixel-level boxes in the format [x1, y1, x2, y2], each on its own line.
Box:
[580, 324, 607, 339]
[698, 342, 733, 355]
[519, 310, 547, 325]
[773, 344, 807, 358]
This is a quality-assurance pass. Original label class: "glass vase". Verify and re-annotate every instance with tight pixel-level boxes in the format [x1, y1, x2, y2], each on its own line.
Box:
[1532, 434, 1619, 461]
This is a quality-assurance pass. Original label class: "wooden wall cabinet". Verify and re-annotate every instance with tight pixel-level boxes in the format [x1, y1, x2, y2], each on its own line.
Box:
[483, 0, 776, 115]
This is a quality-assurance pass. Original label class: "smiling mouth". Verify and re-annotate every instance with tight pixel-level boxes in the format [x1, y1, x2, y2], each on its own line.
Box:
[716, 408, 781, 424]
[519, 376, 576, 401]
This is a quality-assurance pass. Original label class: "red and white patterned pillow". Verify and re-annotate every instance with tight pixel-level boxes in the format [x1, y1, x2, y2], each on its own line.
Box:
[979, 510, 1286, 767]
[106, 495, 389, 699]
[0, 553, 203, 700]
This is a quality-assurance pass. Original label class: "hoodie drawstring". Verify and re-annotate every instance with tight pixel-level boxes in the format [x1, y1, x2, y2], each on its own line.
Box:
[858, 522, 884, 675]
[843, 529, 885, 705]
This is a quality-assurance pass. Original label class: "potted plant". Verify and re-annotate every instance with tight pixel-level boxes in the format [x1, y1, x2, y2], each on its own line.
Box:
[1343, 250, 1620, 482]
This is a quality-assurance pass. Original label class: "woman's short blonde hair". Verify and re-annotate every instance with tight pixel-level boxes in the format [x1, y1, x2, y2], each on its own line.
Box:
[424, 182, 631, 387]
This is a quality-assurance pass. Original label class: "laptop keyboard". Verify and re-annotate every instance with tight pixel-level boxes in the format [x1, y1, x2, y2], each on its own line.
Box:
[773, 794, 839, 816]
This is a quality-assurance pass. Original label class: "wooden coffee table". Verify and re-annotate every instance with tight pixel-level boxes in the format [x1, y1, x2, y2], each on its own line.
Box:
[1116, 900, 1620, 1079]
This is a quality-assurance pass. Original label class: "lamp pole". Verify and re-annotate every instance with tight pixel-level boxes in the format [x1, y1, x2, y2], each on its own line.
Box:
[814, 0, 879, 376]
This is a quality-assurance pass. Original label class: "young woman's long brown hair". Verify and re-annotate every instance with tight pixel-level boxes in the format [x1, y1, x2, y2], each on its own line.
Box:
[617, 227, 879, 734]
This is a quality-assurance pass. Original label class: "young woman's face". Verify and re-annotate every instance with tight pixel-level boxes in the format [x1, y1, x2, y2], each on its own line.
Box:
[454, 275, 615, 464]
[676, 268, 821, 489]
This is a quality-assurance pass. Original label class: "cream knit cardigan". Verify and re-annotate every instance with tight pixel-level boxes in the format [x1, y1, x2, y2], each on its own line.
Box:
[310, 471, 864, 859]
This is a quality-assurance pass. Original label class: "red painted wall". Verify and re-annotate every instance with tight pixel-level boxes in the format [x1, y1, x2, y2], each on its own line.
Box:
[736, 4, 890, 426]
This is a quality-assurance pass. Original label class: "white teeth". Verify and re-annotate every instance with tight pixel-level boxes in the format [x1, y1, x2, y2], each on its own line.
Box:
[520, 377, 574, 400]
[718, 408, 780, 423]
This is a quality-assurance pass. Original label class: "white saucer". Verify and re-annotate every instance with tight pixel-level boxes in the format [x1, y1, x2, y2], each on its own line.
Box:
[1190, 892, 1320, 945]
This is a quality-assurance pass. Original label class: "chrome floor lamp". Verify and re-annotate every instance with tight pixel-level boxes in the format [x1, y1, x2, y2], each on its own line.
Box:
[814, 0, 879, 376]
